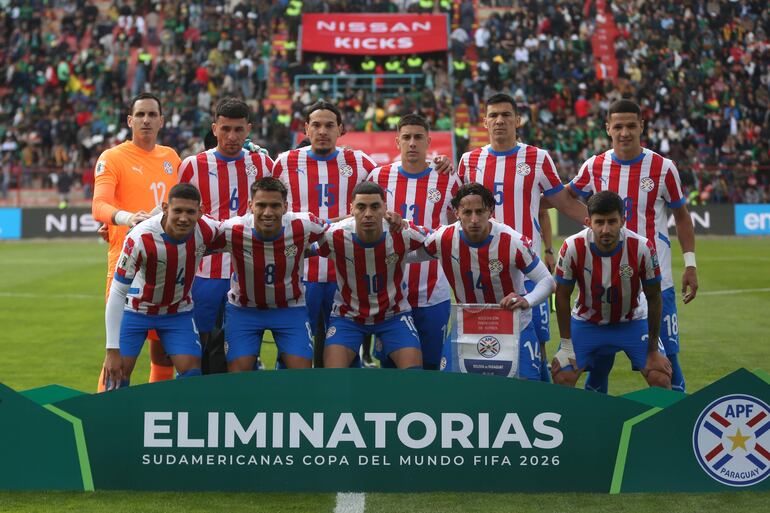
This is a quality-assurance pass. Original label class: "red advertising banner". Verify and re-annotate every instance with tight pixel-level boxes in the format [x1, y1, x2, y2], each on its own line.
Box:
[336, 131, 454, 166]
[301, 14, 448, 55]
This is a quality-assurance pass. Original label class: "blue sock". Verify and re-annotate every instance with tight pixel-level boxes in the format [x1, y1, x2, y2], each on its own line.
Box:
[668, 353, 686, 392]
[177, 368, 202, 378]
[585, 353, 615, 393]
[539, 355, 551, 383]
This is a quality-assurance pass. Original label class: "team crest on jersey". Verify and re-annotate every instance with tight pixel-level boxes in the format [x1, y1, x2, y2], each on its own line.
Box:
[163, 161, 173, 175]
[477, 336, 501, 358]
[640, 177, 656, 192]
[516, 163, 532, 176]
[195, 245, 206, 257]
[693, 394, 770, 487]
[427, 188, 442, 203]
[385, 253, 400, 265]
[326, 326, 336, 338]
[488, 259, 504, 273]
[245, 162, 259, 177]
[285, 245, 298, 257]
[619, 264, 634, 279]
[95, 160, 106, 176]
[339, 164, 354, 177]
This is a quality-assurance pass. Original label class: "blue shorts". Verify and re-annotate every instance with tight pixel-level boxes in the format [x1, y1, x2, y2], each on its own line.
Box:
[120, 310, 201, 358]
[224, 303, 313, 362]
[304, 281, 337, 331]
[525, 279, 551, 344]
[378, 301, 450, 368]
[326, 313, 420, 357]
[191, 278, 230, 333]
[571, 318, 664, 371]
[660, 287, 680, 355]
[441, 320, 543, 380]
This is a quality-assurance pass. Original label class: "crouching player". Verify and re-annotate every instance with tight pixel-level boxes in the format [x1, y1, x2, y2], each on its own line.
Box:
[418, 183, 556, 379]
[211, 178, 328, 371]
[102, 183, 222, 389]
[319, 181, 428, 369]
[551, 191, 672, 389]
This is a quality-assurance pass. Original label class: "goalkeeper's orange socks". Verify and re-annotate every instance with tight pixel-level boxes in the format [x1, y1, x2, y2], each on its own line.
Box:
[149, 362, 174, 382]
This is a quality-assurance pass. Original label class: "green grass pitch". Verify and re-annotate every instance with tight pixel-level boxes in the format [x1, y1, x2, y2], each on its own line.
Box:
[0, 236, 768, 511]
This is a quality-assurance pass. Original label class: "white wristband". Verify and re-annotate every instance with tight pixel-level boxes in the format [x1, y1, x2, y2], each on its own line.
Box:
[114, 210, 133, 226]
[683, 252, 696, 268]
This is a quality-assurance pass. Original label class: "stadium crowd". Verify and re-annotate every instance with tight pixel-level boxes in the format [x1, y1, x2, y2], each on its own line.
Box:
[0, 0, 769, 204]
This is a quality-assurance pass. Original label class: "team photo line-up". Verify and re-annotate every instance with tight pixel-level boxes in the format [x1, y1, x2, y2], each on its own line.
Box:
[93, 91, 698, 393]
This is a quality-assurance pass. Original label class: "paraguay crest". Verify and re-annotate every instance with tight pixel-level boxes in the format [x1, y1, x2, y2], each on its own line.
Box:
[619, 264, 634, 279]
[477, 335, 501, 358]
[488, 259, 504, 274]
[245, 162, 259, 177]
[284, 244, 298, 257]
[640, 177, 655, 192]
[516, 162, 531, 176]
[163, 161, 174, 175]
[339, 164, 354, 177]
[426, 188, 442, 203]
[693, 394, 770, 487]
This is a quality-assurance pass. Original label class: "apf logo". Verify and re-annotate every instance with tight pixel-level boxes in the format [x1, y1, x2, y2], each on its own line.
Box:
[693, 394, 770, 487]
[477, 336, 500, 358]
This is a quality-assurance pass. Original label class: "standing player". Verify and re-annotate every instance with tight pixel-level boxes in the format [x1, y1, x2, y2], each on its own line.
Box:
[212, 178, 328, 371]
[368, 114, 460, 370]
[178, 98, 273, 361]
[420, 183, 556, 379]
[569, 99, 698, 392]
[319, 182, 429, 369]
[92, 92, 181, 391]
[458, 93, 586, 376]
[550, 191, 672, 389]
[102, 184, 222, 389]
[273, 101, 452, 366]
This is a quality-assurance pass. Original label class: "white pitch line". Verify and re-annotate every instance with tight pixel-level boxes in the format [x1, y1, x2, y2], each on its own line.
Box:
[697, 288, 770, 296]
[334, 492, 366, 513]
[0, 291, 100, 300]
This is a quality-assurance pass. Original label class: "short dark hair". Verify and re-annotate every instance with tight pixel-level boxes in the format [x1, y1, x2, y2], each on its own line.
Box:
[168, 183, 201, 203]
[485, 93, 517, 112]
[250, 177, 287, 201]
[216, 97, 251, 121]
[451, 183, 495, 210]
[607, 99, 641, 119]
[305, 101, 343, 125]
[587, 190, 624, 217]
[129, 92, 162, 116]
[351, 181, 385, 201]
[397, 113, 430, 133]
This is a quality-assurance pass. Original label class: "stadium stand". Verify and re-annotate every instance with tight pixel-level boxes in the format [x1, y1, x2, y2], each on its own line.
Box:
[0, 0, 768, 206]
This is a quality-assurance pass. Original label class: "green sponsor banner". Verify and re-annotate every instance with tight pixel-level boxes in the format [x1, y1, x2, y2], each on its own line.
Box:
[1, 368, 769, 492]
[618, 369, 770, 492]
[0, 384, 86, 490]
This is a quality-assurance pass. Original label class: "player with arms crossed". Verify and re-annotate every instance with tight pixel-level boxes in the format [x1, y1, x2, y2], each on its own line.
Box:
[178, 98, 273, 364]
[550, 191, 672, 389]
[458, 93, 586, 379]
[319, 182, 429, 369]
[102, 183, 222, 389]
[274, 102, 452, 365]
[570, 99, 697, 392]
[92, 92, 181, 390]
[419, 183, 556, 379]
[367, 114, 460, 370]
[211, 178, 329, 371]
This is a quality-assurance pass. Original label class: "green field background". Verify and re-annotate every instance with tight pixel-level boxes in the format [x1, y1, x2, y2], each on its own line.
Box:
[1, 236, 769, 511]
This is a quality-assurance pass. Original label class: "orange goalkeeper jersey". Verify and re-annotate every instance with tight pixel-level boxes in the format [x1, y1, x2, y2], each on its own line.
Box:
[92, 141, 181, 296]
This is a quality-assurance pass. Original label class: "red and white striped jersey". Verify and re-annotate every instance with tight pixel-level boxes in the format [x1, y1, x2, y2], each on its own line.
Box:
[458, 143, 564, 252]
[423, 219, 541, 328]
[179, 149, 273, 279]
[113, 214, 222, 315]
[569, 148, 686, 291]
[554, 226, 662, 325]
[212, 212, 328, 309]
[273, 147, 376, 283]
[367, 162, 460, 307]
[316, 221, 429, 324]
